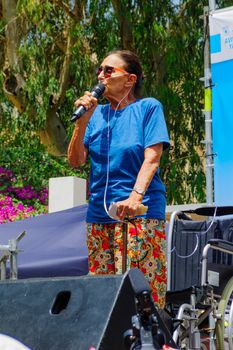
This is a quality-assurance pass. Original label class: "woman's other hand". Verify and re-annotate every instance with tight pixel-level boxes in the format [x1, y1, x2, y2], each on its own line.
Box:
[116, 192, 144, 220]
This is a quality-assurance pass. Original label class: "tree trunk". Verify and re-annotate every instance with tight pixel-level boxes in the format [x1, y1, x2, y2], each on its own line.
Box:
[38, 108, 68, 156]
[111, 0, 134, 50]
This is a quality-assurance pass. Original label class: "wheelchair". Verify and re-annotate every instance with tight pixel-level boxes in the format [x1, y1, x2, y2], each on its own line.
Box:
[165, 206, 233, 350]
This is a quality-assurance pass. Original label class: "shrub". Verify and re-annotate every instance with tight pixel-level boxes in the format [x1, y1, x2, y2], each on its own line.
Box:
[0, 167, 48, 224]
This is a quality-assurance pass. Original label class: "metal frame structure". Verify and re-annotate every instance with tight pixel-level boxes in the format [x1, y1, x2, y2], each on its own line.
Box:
[0, 231, 25, 280]
[166, 206, 233, 349]
[203, 0, 216, 205]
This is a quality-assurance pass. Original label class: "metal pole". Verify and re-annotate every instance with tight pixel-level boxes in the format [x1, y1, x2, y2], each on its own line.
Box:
[122, 223, 128, 273]
[0, 261, 6, 280]
[9, 239, 18, 280]
[203, 6, 214, 205]
[167, 211, 183, 291]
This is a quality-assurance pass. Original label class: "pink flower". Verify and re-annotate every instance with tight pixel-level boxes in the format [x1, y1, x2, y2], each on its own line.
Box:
[0, 167, 49, 224]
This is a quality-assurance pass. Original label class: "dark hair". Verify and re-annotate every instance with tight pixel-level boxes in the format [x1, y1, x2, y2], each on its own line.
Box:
[106, 50, 144, 96]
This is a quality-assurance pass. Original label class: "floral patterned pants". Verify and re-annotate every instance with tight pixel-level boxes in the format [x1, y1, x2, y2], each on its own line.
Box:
[86, 218, 167, 308]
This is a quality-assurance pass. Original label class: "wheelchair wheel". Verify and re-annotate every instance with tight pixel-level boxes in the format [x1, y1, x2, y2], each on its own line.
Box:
[215, 276, 233, 350]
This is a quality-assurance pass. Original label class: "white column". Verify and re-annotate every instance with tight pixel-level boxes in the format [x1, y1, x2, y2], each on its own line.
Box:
[209, 0, 216, 11]
[48, 176, 87, 213]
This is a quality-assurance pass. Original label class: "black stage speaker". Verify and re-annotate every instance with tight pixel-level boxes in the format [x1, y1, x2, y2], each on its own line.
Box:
[0, 269, 175, 350]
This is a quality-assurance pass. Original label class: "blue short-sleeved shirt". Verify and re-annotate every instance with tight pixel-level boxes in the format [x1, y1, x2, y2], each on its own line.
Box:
[84, 97, 170, 223]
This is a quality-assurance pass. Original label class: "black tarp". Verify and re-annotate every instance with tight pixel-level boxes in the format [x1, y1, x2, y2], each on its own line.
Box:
[0, 205, 88, 278]
[2, 204, 233, 289]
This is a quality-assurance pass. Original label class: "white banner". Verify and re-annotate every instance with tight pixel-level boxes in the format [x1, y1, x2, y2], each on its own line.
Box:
[209, 6, 233, 205]
[209, 6, 233, 64]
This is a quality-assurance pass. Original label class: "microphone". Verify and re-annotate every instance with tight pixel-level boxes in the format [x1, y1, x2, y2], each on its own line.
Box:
[70, 82, 105, 122]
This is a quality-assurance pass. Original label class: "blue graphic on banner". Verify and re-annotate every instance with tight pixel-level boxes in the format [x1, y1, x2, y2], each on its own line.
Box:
[212, 58, 233, 205]
[210, 34, 221, 53]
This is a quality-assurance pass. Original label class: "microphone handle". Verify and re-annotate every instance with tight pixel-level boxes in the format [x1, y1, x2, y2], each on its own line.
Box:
[70, 106, 86, 122]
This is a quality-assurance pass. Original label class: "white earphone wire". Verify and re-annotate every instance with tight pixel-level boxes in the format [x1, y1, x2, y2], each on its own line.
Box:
[103, 87, 133, 222]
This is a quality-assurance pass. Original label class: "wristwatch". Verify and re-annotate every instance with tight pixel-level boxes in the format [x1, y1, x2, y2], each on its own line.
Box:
[132, 187, 146, 196]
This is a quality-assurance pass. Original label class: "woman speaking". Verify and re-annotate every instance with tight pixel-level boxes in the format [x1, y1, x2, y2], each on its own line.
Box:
[68, 50, 170, 308]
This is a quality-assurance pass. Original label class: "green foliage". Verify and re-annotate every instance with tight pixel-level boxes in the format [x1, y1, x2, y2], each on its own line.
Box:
[2, 0, 232, 204]
[0, 130, 89, 190]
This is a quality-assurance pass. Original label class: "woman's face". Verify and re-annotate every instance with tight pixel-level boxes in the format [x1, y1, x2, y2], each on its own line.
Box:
[97, 54, 135, 100]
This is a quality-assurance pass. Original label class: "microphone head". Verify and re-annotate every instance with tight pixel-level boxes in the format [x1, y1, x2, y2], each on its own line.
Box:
[127, 268, 151, 296]
[91, 82, 105, 99]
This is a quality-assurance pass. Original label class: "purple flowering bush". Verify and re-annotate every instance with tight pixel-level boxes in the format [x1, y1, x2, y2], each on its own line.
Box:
[0, 167, 48, 224]
[0, 195, 39, 224]
[0, 131, 89, 225]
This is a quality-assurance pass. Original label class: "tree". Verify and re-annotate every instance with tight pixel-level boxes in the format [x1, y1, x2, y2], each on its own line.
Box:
[1, 0, 230, 203]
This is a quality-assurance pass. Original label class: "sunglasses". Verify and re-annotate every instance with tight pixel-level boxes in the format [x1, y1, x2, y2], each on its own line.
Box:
[96, 65, 128, 78]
